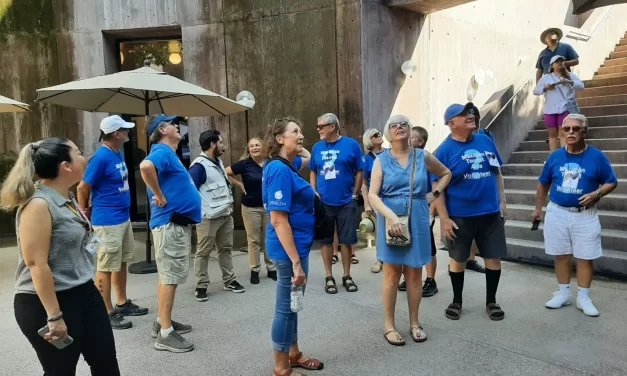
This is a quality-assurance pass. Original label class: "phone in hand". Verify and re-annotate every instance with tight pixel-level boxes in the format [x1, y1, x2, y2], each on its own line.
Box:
[531, 219, 541, 231]
[38, 325, 73, 350]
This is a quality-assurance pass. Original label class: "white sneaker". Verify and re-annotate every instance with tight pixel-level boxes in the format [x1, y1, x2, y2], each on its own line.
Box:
[545, 292, 572, 309]
[576, 296, 600, 317]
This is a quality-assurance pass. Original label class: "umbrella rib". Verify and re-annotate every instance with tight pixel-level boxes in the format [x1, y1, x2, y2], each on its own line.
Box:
[157, 93, 189, 100]
[192, 95, 226, 117]
[110, 88, 145, 100]
[154, 92, 166, 114]
[93, 89, 127, 112]
[35, 89, 73, 102]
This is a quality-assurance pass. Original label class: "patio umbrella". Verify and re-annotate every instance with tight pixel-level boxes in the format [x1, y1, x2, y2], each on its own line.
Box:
[0, 95, 29, 112]
[36, 60, 251, 274]
[572, 0, 626, 15]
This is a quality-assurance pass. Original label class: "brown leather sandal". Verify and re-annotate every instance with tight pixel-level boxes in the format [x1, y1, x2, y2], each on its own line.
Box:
[384, 328, 406, 346]
[289, 352, 324, 370]
[410, 325, 428, 343]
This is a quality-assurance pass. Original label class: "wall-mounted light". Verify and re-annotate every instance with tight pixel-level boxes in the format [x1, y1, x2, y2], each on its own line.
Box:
[236, 90, 256, 109]
[401, 60, 418, 77]
[169, 52, 182, 65]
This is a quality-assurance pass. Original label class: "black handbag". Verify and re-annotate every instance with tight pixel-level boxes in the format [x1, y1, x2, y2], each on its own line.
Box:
[269, 156, 333, 240]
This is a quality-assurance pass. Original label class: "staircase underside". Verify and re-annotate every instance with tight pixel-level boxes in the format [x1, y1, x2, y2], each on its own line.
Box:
[386, 0, 475, 14]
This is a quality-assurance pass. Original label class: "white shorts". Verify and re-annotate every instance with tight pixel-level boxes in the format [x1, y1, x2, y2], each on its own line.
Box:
[543, 202, 602, 260]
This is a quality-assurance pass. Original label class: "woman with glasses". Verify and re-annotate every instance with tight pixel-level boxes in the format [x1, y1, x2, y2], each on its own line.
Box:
[361, 128, 386, 273]
[532, 114, 617, 317]
[368, 115, 451, 346]
[533, 55, 584, 152]
[0, 138, 121, 375]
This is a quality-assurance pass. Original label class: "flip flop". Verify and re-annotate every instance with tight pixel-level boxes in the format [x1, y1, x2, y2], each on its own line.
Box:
[384, 328, 405, 346]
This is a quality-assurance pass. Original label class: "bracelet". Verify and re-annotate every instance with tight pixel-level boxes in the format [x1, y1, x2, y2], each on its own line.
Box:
[47, 312, 63, 322]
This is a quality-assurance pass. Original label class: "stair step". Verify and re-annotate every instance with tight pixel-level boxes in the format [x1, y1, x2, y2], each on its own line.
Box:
[502, 163, 627, 178]
[518, 138, 627, 151]
[615, 44, 627, 52]
[505, 238, 627, 279]
[504, 189, 627, 211]
[506, 203, 627, 230]
[510, 150, 627, 164]
[581, 104, 627, 117]
[505, 220, 627, 253]
[603, 57, 627, 67]
[578, 94, 627, 107]
[584, 75, 627, 88]
[576, 84, 627, 99]
[619, 38, 627, 46]
[593, 72, 627, 80]
[527, 126, 627, 141]
[598, 64, 627, 75]
[536, 114, 627, 128]
[610, 51, 627, 59]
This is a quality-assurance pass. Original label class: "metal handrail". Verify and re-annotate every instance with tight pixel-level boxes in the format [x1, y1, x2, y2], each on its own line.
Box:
[484, 5, 616, 131]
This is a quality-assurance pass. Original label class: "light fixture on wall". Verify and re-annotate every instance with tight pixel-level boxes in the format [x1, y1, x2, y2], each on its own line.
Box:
[401, 60, 418, 77]
[237, 90, 256, 142]
[169, 52, 182, 65]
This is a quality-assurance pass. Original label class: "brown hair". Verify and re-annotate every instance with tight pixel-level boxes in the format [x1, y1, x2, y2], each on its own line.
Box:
[264, 116, 302, 159]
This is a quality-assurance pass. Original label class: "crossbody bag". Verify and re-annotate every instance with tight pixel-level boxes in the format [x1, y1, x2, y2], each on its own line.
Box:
[385, 150, 417, 247]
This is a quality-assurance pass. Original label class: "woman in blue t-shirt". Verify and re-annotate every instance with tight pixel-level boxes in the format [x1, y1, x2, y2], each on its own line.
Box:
[227, 137, 310, 285]
[532, 114, 617, 317]
[262, 117, 323, 376]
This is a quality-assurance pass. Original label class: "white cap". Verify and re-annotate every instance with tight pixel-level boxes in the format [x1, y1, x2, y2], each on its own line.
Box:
[100, 115, 135, 134]
[549, 55, 565, 65]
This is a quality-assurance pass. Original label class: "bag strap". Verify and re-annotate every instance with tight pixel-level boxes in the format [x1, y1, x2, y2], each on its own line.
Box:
[407, 148, 417, 216]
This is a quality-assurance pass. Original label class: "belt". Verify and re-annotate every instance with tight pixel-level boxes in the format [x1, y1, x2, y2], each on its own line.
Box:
[551, 202, 593, 213]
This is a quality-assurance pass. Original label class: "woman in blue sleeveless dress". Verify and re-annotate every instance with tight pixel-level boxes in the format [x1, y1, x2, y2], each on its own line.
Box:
[368, 114, 451, 346]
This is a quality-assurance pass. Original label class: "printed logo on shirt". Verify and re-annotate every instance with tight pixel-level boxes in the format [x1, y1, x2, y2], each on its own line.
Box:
[321, 150, 340, 179]
[274, 190, 283, 200]
[269, 190, 286, 207]
[116, 162, 130, 193]
[461, 149, 492, 180]
[558, 163, 585, 194]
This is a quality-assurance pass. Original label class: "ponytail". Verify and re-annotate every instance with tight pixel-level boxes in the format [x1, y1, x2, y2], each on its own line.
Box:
[0, 143, 38, 210]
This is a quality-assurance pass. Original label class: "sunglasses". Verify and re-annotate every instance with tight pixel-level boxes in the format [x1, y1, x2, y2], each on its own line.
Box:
[316, 123, 334, 131]
[390, 122, 409, 129]
[371, 132, 381, 139]
[562, 126, 582, 133]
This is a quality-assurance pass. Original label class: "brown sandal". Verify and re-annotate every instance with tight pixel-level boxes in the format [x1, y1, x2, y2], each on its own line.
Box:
[289, 352, 324, 370]
[384, 328, 406, 346]
[410, 325, 428, 343]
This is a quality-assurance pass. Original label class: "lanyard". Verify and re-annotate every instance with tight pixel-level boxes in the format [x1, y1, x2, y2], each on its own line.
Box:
[65, 202, 90, 232]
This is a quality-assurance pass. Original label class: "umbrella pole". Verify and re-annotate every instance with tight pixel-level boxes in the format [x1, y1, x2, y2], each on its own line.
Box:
[129, 104, 158, 274]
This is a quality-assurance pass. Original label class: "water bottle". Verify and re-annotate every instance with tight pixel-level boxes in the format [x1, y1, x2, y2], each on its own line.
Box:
[290, 284, 305, 312]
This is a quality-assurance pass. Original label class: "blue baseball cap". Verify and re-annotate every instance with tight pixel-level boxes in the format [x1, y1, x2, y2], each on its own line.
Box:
[443, 102, 475, 125]
[147, 114, 178, 135]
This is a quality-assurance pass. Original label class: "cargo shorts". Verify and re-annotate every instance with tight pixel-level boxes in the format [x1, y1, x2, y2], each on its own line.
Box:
[152, 222, 192, 285]
[93, 220, 135, 272]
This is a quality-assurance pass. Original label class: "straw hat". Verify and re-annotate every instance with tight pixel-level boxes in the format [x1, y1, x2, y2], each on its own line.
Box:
[540, 27, 563, 45]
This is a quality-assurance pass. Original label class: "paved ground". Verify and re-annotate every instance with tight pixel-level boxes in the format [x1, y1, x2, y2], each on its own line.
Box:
[1, 226, 627, 376]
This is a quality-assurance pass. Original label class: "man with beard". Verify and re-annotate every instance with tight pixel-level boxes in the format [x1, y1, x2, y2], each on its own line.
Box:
[189, 129, 245, 303]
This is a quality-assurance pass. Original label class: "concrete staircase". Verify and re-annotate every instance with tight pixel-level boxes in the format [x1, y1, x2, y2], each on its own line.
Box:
[502, 33, 627, 279]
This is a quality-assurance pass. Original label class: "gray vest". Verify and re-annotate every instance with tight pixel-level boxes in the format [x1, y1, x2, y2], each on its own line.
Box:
[190, 154, 234, 219]
[15, 183, 96, 293]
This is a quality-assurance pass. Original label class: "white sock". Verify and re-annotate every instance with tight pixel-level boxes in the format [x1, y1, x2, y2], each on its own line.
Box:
[156, 317, 161, 324]
[161, 326, 174, 337]
[578, 287, 590, 299]
[559, 284, 570, 295]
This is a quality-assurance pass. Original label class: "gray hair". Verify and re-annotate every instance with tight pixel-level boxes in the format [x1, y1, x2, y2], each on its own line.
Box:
[383, 114, 412, 141]
[362, 128, 381, 151]
[317, 113, 340, 131]
[148, 121, 172, 145]
[562, 113, 588, 130]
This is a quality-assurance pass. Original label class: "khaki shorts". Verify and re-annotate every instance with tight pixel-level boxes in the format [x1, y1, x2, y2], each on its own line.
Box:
[153, 223, 192, 285]
[93, 220, 135, 272]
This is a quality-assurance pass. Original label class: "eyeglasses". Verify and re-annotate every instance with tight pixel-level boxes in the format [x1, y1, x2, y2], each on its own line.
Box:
[371, 132, 381, 139]
[389, 122, 409, 129]
[316, 123, 334, 131]
[562, 126, 582, 133]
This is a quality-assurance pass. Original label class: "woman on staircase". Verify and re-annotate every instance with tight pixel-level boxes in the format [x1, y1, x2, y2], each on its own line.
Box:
[534, 55, 585, 152]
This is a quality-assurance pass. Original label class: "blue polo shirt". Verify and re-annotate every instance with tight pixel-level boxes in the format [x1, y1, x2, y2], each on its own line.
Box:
[536, 42, 579, 74]
[539, 146, 617, 208]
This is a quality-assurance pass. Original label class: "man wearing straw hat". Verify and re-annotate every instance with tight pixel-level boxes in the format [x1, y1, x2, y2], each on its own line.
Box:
[536, 27, 580, 83]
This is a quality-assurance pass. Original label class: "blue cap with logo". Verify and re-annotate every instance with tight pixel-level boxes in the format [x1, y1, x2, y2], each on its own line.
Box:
[443, 102, 475, 124]
[147, 114, 178, 135]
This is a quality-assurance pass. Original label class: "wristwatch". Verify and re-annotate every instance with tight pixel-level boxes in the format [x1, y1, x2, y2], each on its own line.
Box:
[595, 189, 602, 200]
[352, 194, 359, 201]
[432, 190, 440, 199]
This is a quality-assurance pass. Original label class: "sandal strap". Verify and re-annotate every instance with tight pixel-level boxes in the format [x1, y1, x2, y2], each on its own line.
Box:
[289, 352, 303, 361]
[325, 276, 336, 282]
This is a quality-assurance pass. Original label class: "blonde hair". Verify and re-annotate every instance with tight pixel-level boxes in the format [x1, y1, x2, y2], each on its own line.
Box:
[239, 137, 264, 161]
[1, 138, 73, 210]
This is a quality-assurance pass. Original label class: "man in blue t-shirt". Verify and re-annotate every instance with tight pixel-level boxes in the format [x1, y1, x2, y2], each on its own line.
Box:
[536, 27, 579, 83]
[77, 115, 148, 330]
[309, 113, 364, 294]
[433, 102, 508, 322]
[532, 114, 617, 317]
[139, 115, 201, 353]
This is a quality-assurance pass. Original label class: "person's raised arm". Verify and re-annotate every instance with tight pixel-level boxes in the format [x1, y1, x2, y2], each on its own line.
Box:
[298, 147, 311, 169]
[424, 151, 451, 192]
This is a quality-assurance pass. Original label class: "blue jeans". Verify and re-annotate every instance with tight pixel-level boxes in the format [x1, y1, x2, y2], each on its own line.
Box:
[271, 256, 310, 353]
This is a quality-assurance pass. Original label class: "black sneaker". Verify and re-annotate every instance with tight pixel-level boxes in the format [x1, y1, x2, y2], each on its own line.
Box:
[250, 271, 260, 285]
[224, 280, 246, 293]
[267, 270, 277, 281]
[115, 299, 149, 316]
[422, 278, 438, 297]
[109, 311, 132, 330]
[195, 288, 208, 302]
[466, 260, 486, 273]
[398, 280, 407, 292]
